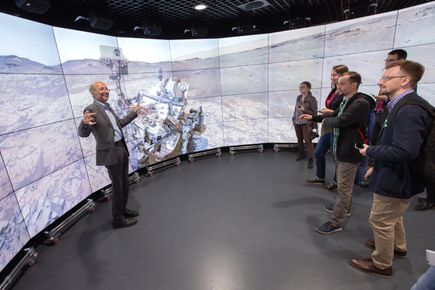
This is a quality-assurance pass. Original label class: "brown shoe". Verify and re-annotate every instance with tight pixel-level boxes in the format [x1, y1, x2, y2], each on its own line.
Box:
[364, 239, 407, 258]
[349, 257, 392, 278]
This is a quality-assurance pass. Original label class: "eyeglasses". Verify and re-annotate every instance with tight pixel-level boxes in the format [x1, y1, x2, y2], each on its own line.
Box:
[384, 58, 397, 63]
[379, 75, 409, 82]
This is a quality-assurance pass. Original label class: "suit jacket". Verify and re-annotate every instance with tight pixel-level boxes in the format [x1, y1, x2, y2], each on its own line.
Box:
[78, 100, 138, 166]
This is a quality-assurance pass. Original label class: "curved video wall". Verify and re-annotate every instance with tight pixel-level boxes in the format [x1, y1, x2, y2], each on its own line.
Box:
[1, 2, 435, 272]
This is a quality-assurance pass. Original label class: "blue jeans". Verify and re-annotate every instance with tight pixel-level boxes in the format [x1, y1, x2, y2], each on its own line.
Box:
[411, 266, 435, 290]
[314, 132, 333, 179]
[355, 157, 368, 185]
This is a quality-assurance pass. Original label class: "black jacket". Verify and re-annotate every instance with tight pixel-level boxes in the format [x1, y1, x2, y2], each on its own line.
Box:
[312, 92, 371, 163]
[325, 87, 344, 110]
[367, 92, 432, 199]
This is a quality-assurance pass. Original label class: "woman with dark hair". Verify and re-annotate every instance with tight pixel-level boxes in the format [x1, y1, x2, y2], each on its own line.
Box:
[292, 81, 318, 168]
[307, 65, 348, 187]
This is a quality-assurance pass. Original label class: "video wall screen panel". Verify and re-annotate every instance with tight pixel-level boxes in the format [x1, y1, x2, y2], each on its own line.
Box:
[219, 34, 268, 67]
[170, 39, 219, 71]
[172, 68, 222, 99]
[0, 74, 73, 135]
[268, 26, 325, 63]
[269, 118, 296, 143]
[222, 92, 269, 122]
[402, 43, 435, 83]
[322, 50, 390, 87]
[0, 14, 62, 75]
[122, 71, 174, 103]
[394, 2, 435, 47]
[15, 159, 91, 238]
[0, 193, 30, 272]
[0, 119, 83, 191]
[1, 1, 435, 272]
[0, 156, 13, 200]
[223, 119, 268, 146]
[84, 155, 111, 193]
[416, 84, 435, 106]
[53, 28, 119, 75]
[117, 38, 172, 73]
[184, 97, 223, 125]
[74, 117, 96, 158]
[269, 59, 323, 92]
[324, 12, 397, 57]
[220, 64, 268, 96]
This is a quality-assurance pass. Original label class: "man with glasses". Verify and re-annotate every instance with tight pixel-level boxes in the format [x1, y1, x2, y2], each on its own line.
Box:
[350, 60, 432, 277]
[371, 49, 408, 145]
[78, 81, 142, 229]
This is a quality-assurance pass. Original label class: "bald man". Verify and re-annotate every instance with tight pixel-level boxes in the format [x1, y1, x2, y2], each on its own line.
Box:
[78, 81, 141, 229]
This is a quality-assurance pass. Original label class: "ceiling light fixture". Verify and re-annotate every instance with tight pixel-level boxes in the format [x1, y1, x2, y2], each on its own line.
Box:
[194, 4, 207, 11]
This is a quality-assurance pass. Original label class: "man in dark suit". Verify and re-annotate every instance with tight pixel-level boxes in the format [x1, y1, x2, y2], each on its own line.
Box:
[78, 81, 141, 229]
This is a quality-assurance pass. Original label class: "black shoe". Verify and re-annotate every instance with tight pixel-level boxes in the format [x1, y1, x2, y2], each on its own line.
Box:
[307, 158, 313, 169]
[124, 208, 139, 217]
[325, 182, 337, 191]
[112, 217, 137, 229]
[296, 155, 306, 161]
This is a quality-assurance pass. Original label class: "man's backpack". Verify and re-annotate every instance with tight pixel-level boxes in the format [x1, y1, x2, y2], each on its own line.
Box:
[390, 97, 435, 181]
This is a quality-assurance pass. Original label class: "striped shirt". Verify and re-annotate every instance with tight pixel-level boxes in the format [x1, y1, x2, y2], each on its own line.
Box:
[387, 90, 414, 112]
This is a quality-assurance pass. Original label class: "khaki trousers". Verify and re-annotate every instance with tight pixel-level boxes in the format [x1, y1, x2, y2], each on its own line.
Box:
[330, 161, 360, 226]
[369, 193, 410, 269]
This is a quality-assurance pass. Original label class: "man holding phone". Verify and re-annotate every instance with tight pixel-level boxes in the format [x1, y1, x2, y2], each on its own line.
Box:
[300, 72, 371, 234]
[78, 81, 142, 229]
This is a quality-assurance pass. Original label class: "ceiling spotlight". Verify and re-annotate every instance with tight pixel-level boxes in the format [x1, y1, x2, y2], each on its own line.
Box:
[194, 4, 207, 10]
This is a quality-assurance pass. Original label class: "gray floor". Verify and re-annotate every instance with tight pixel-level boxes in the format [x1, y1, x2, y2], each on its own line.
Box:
[12, 150, 435, 290]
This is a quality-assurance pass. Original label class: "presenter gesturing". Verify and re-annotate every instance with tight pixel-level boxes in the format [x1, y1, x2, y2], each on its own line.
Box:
[78, 81, 141, 229]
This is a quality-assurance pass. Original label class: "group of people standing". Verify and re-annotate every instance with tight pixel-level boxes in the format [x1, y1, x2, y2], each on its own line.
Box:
[291, 49, 434, 284]
[78, 49, 434, 286]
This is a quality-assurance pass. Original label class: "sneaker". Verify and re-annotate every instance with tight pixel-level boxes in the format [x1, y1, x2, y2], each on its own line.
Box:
[314, 221, 343, 235]
[306, 176, 325, 184]
[325, 182, 337, 191]
[322, 204, 351, 217]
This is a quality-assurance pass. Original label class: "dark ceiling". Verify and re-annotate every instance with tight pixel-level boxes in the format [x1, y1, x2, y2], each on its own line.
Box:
[0, 0, 433, 39]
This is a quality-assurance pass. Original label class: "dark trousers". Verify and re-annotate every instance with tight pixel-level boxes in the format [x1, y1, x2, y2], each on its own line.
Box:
[294, 123, 314, 159]
[106, 142, 129, 220]
[314, 132, 333, 179]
